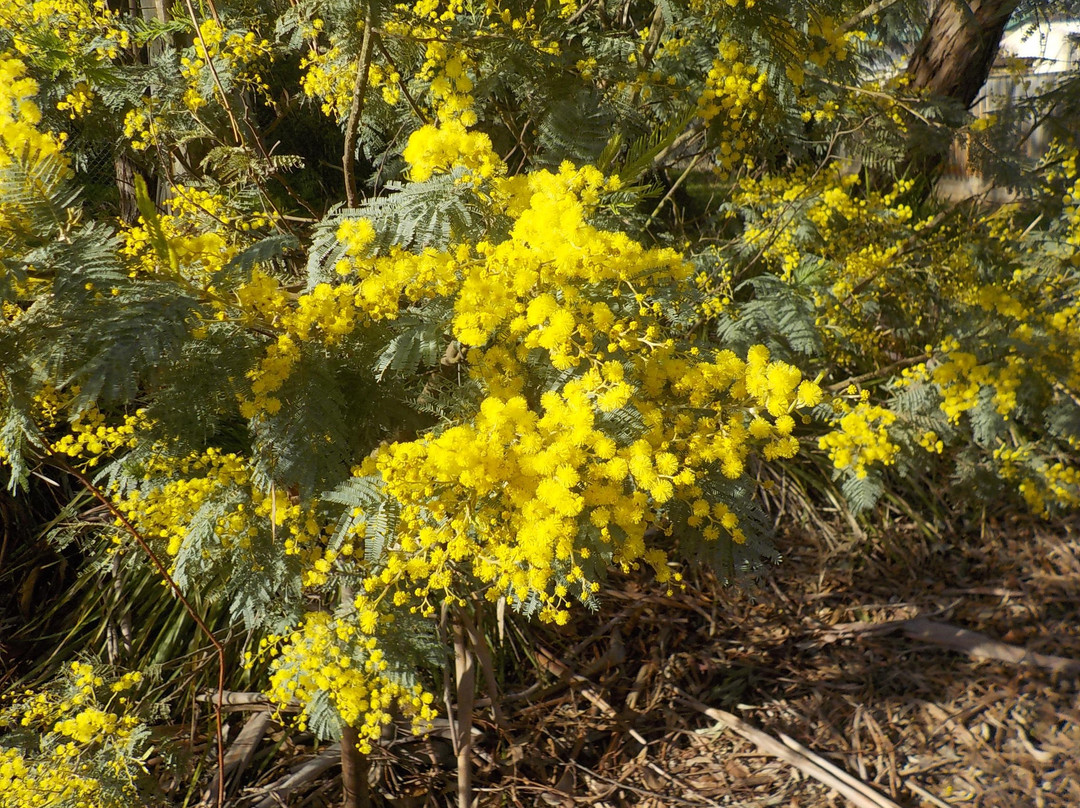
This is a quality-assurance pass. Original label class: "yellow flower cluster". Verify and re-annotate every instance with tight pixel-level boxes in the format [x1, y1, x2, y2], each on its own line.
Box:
[807, 15, 863, 67]
[726, 145, 1079, 514]
[365, 340, 820, 618]
[995, 444, 1079, 516]
[0, 0, 130, 64]
[728, 154, 1080, 510]
[929, 345, 993, 424]
[117, 448, 251, 557]
[246, 155, 611, 412]
[402, 120, 504, 182]
[173, 185, 276, 232]
[28, 382, 66, 429]
[239, 152, 823, 623]
[300, 45, 401, 121]
[0, 662, 147, 808]
[911, 337, 1025, 424]
[120, 105, 161, 152]
[0, 53, 68, 179]
[336, 218, 377, 259]
[697, 40, 772, 173]
[52, 406, 148, 467]
[180, 19, 273, 111]
[55, 81, 93, 119]
[422, 48, 477, 125]
[404, 0, 464, 25]
[733, 169, 931, 368]
[234, 267, 290, 329]
[1059, 150, 1080, 249]
[262, 612, 436, 753]
[0, 0, 130, 127]
[818, 397, 899, 479]
[121, 186, 275, 297]
[919, 430, 944, 454]
[114, 448, 323, 563]
[737, 171, 915, 287]
[0, 53, 69, 283]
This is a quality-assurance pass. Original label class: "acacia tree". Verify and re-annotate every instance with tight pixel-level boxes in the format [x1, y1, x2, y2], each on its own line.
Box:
[1, 1, 1079, 806]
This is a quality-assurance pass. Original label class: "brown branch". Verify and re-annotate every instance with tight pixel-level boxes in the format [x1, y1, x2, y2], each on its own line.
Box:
[343, 2, 377, 208]
[821, 616, 1080, 675]
[201, 710, 272, 804]
[49, 455, 227, 807]
[460, 605, 508, 731]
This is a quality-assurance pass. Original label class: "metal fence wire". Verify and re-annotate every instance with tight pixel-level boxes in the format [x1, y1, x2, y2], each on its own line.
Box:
[64, 126, 123, 213]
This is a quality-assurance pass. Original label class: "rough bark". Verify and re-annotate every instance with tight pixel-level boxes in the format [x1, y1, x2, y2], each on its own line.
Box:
[907, 0, 1022, 110]
[902, 0, 1021, 185]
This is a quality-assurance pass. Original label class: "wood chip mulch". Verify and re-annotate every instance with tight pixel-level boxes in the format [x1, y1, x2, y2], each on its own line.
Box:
[221, 513, 1080, 807]
[456, 513, 1080, 808]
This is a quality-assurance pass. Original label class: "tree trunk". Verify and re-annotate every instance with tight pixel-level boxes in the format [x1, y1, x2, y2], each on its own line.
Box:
[907, 0, 1021, 109]
[339, 725, 371, 808]
[902, 0, 1021, 185]
[452, 613, 475, 808]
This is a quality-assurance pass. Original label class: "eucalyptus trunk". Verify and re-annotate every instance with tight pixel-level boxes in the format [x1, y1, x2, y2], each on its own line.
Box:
[907, 0, 1021, 109]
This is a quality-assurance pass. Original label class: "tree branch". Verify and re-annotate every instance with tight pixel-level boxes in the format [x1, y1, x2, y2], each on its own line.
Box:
[343, 2, 377, 208]
[49, 455, 228, 807]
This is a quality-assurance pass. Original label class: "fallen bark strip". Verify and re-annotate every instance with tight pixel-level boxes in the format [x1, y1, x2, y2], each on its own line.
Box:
[677, 688, 903, 808]
[200, 710, 274, 805]
[251, 743, 342, 808]
[821, 617, 1080, 675]
[195, 690, 284, 710]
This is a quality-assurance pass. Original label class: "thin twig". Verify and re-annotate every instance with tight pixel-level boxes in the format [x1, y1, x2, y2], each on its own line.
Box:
[374, 37, 428, 125]
[534, 648, 722, 807]
[644, 150, 705, 231]
[570, 761, 715, 807]
[904, 780, 954, 808]
[182, 0, 243, 145]
[50, 455, 228, 808]
[840, 0, 907, 33]
[825, 353, 930, 392]
[195, 690, 286, 709]
[252, 743, 342, 808]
